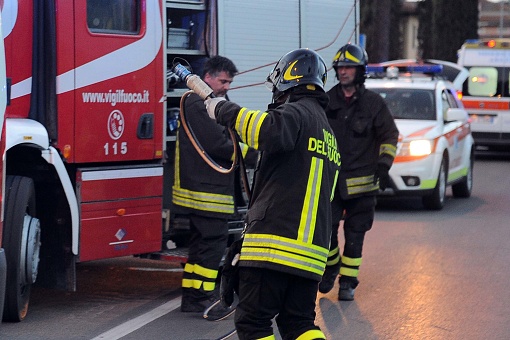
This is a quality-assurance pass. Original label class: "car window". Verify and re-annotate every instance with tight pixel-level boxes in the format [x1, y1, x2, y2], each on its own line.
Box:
[87, 0, 140, 34]
[466, 66, 498, 96]
[445, 89, 459, 108]
[371, 88, 435, 120]
[441, 90, 451, 116]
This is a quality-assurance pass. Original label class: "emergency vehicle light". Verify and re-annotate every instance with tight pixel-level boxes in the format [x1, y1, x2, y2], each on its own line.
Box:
[366, 66, 384, 73]
[464, 39, 510, 48]
[366, 64, 442, 77]
[405, 65, 442, 74]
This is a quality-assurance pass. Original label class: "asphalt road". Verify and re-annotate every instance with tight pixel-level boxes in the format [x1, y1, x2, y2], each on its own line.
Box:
[1, 153, 510, 340]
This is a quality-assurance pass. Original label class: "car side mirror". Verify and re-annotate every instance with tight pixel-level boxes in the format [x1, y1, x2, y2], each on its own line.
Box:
[444, 108, 468, 122]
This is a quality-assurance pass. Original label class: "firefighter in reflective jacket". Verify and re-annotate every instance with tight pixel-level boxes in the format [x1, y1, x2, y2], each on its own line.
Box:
[206, 49, 340, 340]
[172, 56, 257, 319]
[318, 43, 399, 301]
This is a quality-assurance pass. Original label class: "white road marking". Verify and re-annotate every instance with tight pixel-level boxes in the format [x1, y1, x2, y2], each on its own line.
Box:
[128, 267, 184, 272]
[90, 297, 181, 340]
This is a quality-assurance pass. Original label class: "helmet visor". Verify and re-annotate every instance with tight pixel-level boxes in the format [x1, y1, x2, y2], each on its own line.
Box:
[265, 68, 279, 91]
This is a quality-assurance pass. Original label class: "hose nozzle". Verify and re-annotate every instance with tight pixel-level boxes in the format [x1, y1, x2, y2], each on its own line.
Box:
[173, 63, 214, 99]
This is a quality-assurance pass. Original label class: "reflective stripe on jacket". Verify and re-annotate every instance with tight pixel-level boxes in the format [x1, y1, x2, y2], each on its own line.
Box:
[215, 89, 341, 281]
[326, 85, 398, 199]
[172, 92, 237, 217]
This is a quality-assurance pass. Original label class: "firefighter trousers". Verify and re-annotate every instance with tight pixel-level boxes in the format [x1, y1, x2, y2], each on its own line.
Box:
[234, 267, 326, 340]
[327, 195, 376, 285]
[182, 214, 229, 301]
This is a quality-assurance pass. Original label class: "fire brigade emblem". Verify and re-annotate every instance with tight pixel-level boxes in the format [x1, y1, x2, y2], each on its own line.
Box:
[107, 110, 125, 140]
[115, 229, 126, 241]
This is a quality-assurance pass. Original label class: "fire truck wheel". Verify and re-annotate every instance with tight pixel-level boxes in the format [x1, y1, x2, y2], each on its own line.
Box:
[2, 175, 39, 322]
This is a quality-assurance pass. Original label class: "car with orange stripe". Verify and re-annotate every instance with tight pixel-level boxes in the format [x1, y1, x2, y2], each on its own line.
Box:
[365, 62, 474, 209]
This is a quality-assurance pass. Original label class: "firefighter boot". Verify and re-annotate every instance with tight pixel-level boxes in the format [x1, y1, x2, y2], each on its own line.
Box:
[318, 261, 341, 294]
[203, 298, 236, 321]
[181, 289, 216, 313]
[338, 278, 358, 301]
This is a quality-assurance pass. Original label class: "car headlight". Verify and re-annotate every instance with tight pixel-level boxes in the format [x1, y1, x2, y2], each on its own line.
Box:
[409, 140, 432, 156]
[399, 140, 432, 157]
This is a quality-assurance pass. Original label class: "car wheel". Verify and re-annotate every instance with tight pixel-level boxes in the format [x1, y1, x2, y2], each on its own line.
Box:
[452, 150, 473, 198]
[422, 157, 447, 210]
[2, 176, 40, 322]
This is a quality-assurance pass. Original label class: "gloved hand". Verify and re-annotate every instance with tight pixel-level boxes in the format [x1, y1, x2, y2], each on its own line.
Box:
[220, 238, 242, 308]
[205, 97, 226, 119]
[374, 164, 390, 191]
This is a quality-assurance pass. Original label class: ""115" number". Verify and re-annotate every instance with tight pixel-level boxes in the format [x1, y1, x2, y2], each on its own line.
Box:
[104, 142, 128, 155]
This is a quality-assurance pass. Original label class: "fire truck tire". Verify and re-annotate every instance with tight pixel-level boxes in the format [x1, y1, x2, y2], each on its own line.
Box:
[422, 157, 447, 210]
[2, 175, 39, 322]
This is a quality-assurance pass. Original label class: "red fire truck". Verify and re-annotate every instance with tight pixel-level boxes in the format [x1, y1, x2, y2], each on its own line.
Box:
[0, 0, 359, 323]
[0, 0, 167, 322]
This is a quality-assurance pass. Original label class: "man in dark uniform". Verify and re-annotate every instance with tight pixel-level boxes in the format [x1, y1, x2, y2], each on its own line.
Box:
[172, 56, 257, 320]
[205, 49, 341, 340]
[318, 43, 399, 301]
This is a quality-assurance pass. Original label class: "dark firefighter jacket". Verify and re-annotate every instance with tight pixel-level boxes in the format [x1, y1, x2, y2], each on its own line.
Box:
[326, 84, 399, 200]
[214, 87, 341, 281]
[172, 92, 257, 218]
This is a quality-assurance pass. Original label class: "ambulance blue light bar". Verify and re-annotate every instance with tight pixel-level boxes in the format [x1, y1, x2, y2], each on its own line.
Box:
[366, 66, 384, 73]
[366, 64, 443, 74]
[406, 65, 443, 73]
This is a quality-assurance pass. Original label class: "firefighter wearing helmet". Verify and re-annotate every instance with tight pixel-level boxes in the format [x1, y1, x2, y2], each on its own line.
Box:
[205, 48, 340, 340]
[332, 43, 369, 83]
[318, 43, 399, 300]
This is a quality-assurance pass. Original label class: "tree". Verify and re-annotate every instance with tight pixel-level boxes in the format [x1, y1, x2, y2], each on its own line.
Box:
[361, 0, 478, 62]
[361, 0, 403, 62]
[418, 0, 478, 61]
[417, 0, 433, 59]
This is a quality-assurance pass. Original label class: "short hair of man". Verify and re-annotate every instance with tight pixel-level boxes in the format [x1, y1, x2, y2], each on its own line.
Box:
[202, 55, 238, 78]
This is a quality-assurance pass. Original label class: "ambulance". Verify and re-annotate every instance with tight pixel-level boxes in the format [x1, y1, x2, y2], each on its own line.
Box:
[365, 61, 474, 210]
[457, 39, 510, 150]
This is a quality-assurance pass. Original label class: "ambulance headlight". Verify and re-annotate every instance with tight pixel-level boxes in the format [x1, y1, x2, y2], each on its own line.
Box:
[409, 140, 432, 156]
[398, 140, 432, 157]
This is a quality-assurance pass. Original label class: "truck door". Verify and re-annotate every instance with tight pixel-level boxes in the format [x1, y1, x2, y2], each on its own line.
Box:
[57, 0, 164, 164]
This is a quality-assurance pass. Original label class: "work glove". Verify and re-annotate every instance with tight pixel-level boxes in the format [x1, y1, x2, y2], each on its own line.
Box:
[374, 164, 390, 191]
[205, 97, 226, 119]
[219, 238, 243, 308]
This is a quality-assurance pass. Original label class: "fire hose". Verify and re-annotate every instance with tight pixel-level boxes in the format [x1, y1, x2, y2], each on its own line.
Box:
[173, 62, 252, 200]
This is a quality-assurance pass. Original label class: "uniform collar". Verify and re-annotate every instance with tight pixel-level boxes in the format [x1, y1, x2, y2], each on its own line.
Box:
[329, 84, 364, 110]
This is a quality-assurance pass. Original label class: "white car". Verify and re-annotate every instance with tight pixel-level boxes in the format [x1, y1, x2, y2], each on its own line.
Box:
[365, 61, 475, 210]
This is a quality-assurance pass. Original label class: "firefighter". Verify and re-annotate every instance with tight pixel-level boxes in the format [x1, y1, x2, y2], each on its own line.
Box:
[172, 56, 257, 321]
[205, 49, 340, 340]
[318, 43, 399, 300]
